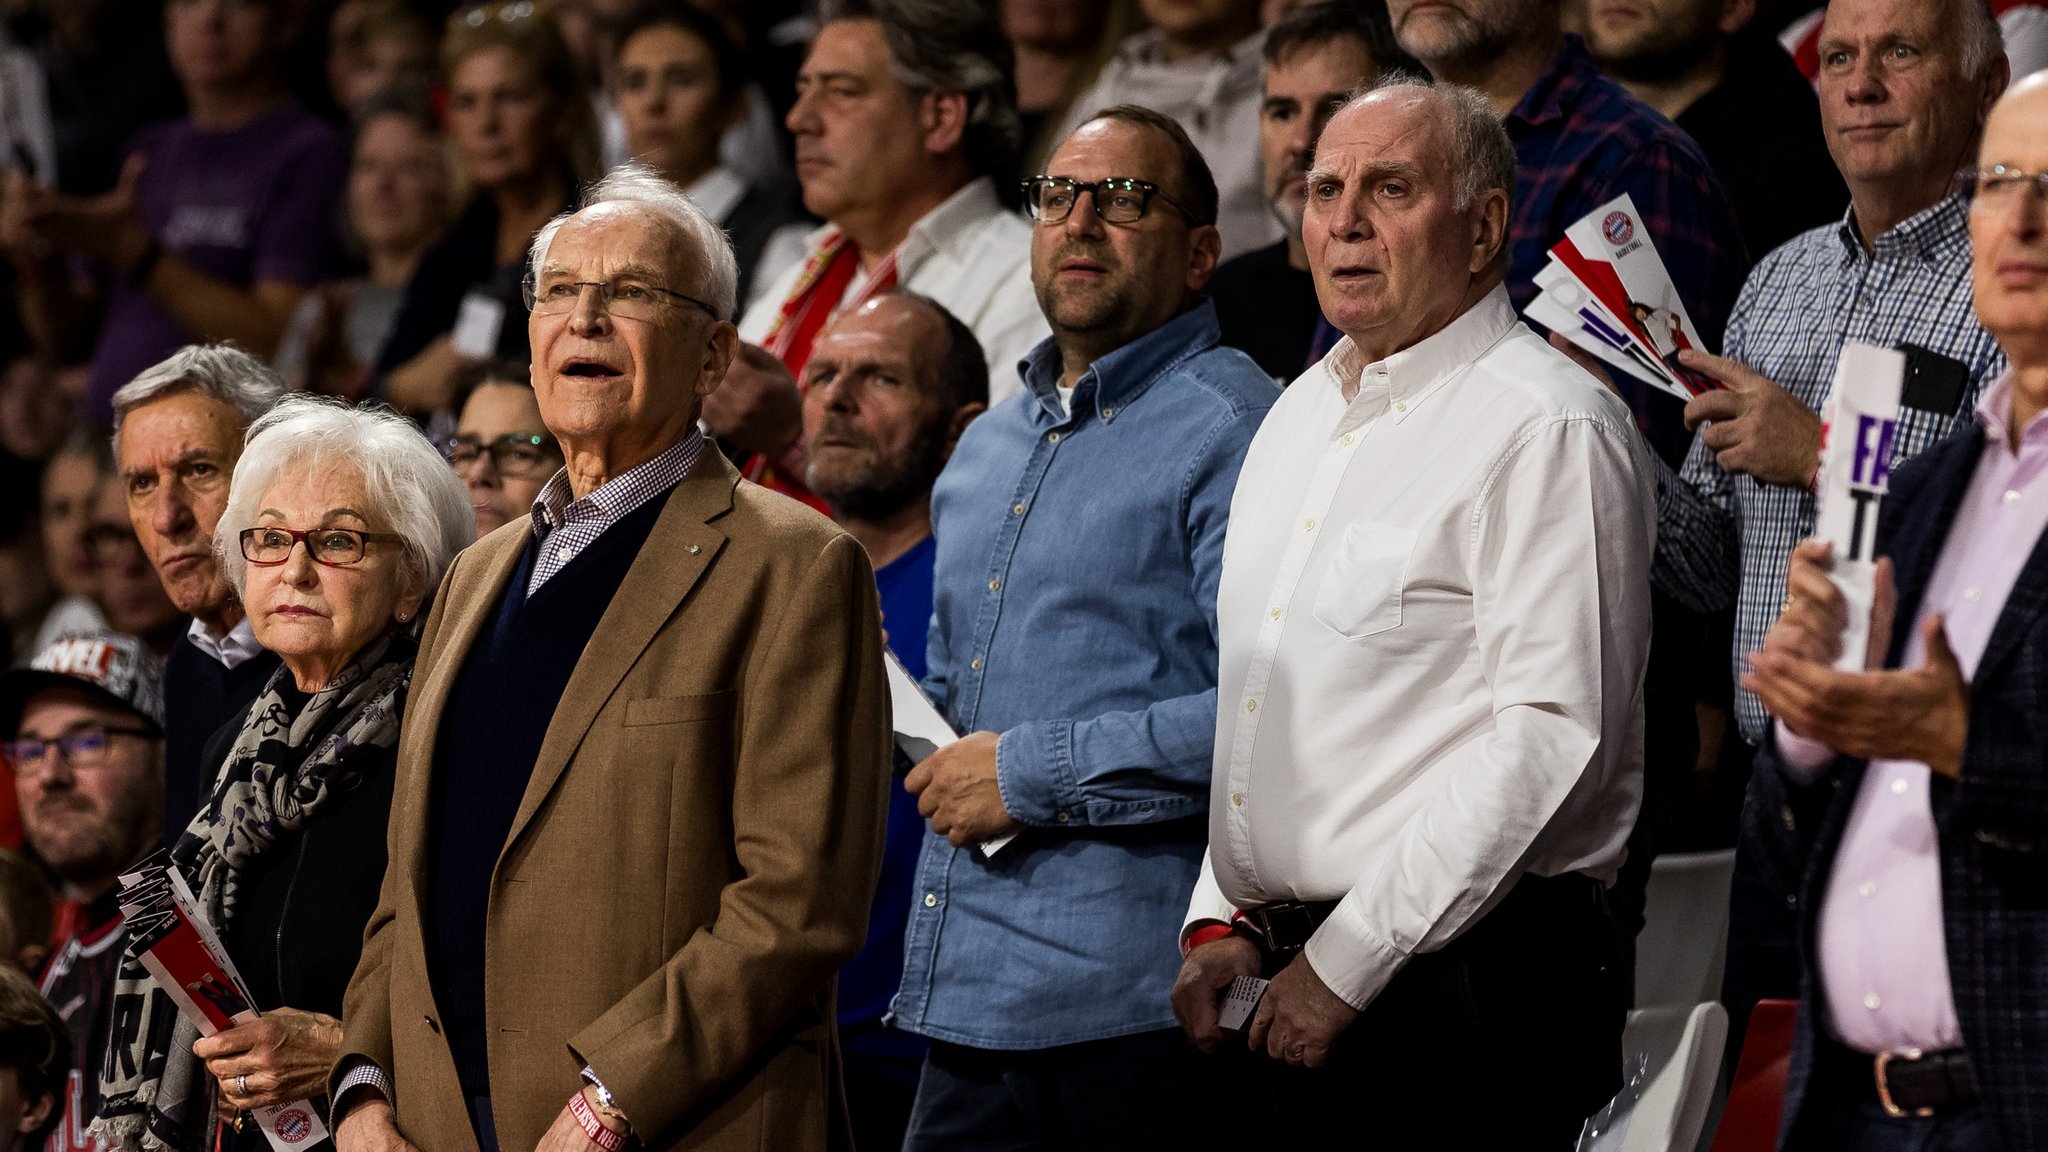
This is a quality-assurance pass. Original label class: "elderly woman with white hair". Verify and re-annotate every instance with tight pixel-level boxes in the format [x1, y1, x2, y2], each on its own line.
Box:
[95, 396, 474, 1152]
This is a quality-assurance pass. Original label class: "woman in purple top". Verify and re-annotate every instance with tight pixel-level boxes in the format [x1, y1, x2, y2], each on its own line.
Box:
[1, 0, 348, 426]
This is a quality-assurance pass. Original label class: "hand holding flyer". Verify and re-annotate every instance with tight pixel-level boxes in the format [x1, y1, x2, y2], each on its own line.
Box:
[885, 652, 1016, 857]
[1531, 193, 1721, 403]
[117, 855, 332, 1152]
[1812, 343, 1907, 671]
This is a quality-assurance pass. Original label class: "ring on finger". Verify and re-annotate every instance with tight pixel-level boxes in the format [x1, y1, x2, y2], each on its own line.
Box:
[235, 1074, 248, 1097]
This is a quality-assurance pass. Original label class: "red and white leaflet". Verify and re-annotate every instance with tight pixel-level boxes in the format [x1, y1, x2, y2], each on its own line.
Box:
[119, 866, 332, 1151]
[1532, 257, 1684, 395]
[1549, 193, 1720, 398]
[1813, 342, 1906, 672]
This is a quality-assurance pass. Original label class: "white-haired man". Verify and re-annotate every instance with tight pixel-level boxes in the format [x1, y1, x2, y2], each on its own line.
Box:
[111, 344, 285, 847]
[330, 164, 893, 1152]
[1172, 78, 1654, 1144]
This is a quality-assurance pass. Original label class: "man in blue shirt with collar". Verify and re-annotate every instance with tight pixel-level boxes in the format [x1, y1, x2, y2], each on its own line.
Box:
[893, 105, 1279, 1149]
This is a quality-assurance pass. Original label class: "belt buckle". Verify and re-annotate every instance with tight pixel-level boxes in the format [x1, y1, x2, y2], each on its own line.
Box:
[1260, 902, 1316, 952]
[1875, 1047, 1935, 1119]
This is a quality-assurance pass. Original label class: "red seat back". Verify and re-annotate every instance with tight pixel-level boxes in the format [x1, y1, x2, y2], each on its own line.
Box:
[1707, 999, 1800, 1152]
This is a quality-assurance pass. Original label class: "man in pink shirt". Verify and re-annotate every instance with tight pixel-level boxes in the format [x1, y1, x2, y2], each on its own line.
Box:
[1744, 72, 2048, 1151]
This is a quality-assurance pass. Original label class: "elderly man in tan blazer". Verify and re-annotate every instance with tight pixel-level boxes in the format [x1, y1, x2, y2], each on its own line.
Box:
[328, 163, 892, 1152]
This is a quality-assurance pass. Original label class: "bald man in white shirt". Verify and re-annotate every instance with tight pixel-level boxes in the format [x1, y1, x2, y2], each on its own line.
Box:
[1171, 76, 1657, 1146]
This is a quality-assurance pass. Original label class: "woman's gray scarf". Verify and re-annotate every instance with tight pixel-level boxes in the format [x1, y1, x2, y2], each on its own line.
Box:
[93, 632, 414, 1151]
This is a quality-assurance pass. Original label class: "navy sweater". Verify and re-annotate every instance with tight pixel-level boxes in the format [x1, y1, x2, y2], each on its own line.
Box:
[426, 491, 669, 1104]
[161, 633, 280, 847]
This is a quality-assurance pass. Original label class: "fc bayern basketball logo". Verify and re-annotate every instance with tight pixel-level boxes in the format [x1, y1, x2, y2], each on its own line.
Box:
[275, 1108, 315, 1143]
[1602, 211, 1635, 246]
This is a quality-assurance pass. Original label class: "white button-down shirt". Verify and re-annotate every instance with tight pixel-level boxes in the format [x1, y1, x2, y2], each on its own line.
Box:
[1185, 287, 1657, 1010]
[739, 176, 1046, 404]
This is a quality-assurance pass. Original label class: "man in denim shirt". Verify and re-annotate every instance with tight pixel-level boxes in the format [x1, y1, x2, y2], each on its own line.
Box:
[893, 105, 1279, 1149]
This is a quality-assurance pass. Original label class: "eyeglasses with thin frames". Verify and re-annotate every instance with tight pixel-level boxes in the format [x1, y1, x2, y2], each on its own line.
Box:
[239, 527, 405, 567]
[4, 727, 155, 776]
[440, 432, 561, 478]
[521, 274, 721, 322]
[1961, 164, 2048, 208]
[1020, 176, 1196, 226]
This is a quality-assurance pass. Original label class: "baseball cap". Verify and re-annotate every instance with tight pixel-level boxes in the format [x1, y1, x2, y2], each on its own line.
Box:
[0, 632, 166, 736]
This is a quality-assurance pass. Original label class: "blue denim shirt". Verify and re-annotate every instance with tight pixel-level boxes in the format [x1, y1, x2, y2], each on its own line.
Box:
[890, 299, 1278, 1049]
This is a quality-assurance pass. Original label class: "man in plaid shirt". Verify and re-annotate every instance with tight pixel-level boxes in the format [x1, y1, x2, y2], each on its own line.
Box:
[1386, 0, 1747, 465]
[1660, 0, 2010, 1052]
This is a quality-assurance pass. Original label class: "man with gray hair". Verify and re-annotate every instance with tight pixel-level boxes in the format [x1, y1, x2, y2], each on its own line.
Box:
[110, 343, 284, 846]
[1171, 78, 1654, 1144]
[714, 0, 1046, 512]
[329, 163, 892, 1152]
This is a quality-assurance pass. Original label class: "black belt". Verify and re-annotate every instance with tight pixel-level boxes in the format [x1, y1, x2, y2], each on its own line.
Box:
[1822, 1038, 1979, 1118]
[1236, 899, 1339, 956]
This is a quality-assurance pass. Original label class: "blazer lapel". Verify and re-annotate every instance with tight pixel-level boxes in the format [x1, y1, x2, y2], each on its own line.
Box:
[1976, 520, 2048, 682]
[496, 450, 739, 863]
[394, 522, 531, 900]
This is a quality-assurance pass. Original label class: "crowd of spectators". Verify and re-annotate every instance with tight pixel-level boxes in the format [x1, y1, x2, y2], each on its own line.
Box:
[0, 0, 2041, 1150]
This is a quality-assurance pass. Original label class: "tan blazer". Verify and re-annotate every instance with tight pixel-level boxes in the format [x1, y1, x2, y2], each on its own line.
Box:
[336, 449, 891, 1151]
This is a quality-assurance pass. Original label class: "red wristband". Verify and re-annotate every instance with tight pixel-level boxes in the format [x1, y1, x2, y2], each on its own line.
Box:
[568, 1090, 626, 1152]
[1182, 922, 1236, 957]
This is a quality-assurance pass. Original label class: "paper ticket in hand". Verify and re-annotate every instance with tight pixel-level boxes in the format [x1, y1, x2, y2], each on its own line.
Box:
[1217, 975, 1270, 1032]
[1814, 342, 1906, 671]
[884, 652, 1016, 857]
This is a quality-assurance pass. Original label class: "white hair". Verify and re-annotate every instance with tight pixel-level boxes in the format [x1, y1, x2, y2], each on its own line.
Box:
[214, 396, 477, 607]
[527, 163, 740, 321]
[1335, 72, 1517, 215]
[110, 344, 286, 458]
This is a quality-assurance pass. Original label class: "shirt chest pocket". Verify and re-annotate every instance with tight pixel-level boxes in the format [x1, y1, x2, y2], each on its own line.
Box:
[1312, 521, 1417, 640]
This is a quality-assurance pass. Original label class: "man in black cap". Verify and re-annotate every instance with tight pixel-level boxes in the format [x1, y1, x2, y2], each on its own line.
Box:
[0, 631, 165, 1150]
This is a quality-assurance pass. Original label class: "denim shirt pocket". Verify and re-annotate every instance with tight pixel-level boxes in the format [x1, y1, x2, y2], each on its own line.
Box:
[1312, 521, 1417, 640]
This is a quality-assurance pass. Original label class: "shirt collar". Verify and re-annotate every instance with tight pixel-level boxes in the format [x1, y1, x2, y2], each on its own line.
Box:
[1507, 34, 1597, 131]
[1019, 299, 1224, 421]
[1833, 191, 1972, 263]
[894, 177, 1005, 273]
[530, 428, 703, 536]
[1314, 285, 1518, 433]
[682, 166, 748, 224]
[185, 614, 263, 669]
[1974, 369, 2048, 452]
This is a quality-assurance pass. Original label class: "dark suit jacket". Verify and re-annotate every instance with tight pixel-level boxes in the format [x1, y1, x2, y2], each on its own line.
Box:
[334, 449, 892, 1151]
[1757, 423, 2048, 1149]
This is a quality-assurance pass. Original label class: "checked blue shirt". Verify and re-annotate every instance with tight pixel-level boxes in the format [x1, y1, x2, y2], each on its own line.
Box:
[890, 301, 1277, 1049]
[1651, 194, 2006, 744]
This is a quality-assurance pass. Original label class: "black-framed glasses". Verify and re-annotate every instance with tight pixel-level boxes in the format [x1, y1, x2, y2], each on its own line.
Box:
[1020, 176, 1193, 225]
[440, 432, 561, 477]
[1962, 164, 2048, 207]
[4, 727, 155, 775]
[239, 527, 405, 567]
[521, 273, 720, 322]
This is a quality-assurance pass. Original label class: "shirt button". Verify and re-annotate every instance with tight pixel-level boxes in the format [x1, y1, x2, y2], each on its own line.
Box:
[1101, 407, 1115, 420]
[1013, 503, 1026, 516]
[988, 578, 1001, 592]
[2006, 489, 2022, 504]
[923, 893, 938, 908]
[1859, 881, 1877, 898]
[970, 658, 983, 671]
[1341, 432, 1354, 445]
[1056, 811, 1070, 823]
[1269, 607, 1282, 620]
[1892, 777, 1909, 794]
[1245, 698, 1258, 712]
[1231, 792, 1244, 807]
[1864, 992, 1882, 1010]
[1393, 400, 1408, 412]
[1048, 431, 1061, 443]
[1302, 518, 1316, 532]
[555, 547, 572, 562]
[1964, 587, 1981, 601]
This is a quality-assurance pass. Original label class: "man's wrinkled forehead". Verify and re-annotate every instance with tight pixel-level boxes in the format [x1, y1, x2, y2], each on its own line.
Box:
[810, 299, 940, 381]
[542, 202, 694, 280]
[1311, 90, 1449, 183]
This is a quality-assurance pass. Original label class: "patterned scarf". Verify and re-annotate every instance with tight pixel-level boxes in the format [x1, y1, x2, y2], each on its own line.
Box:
[94, 632, 416, 1152]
